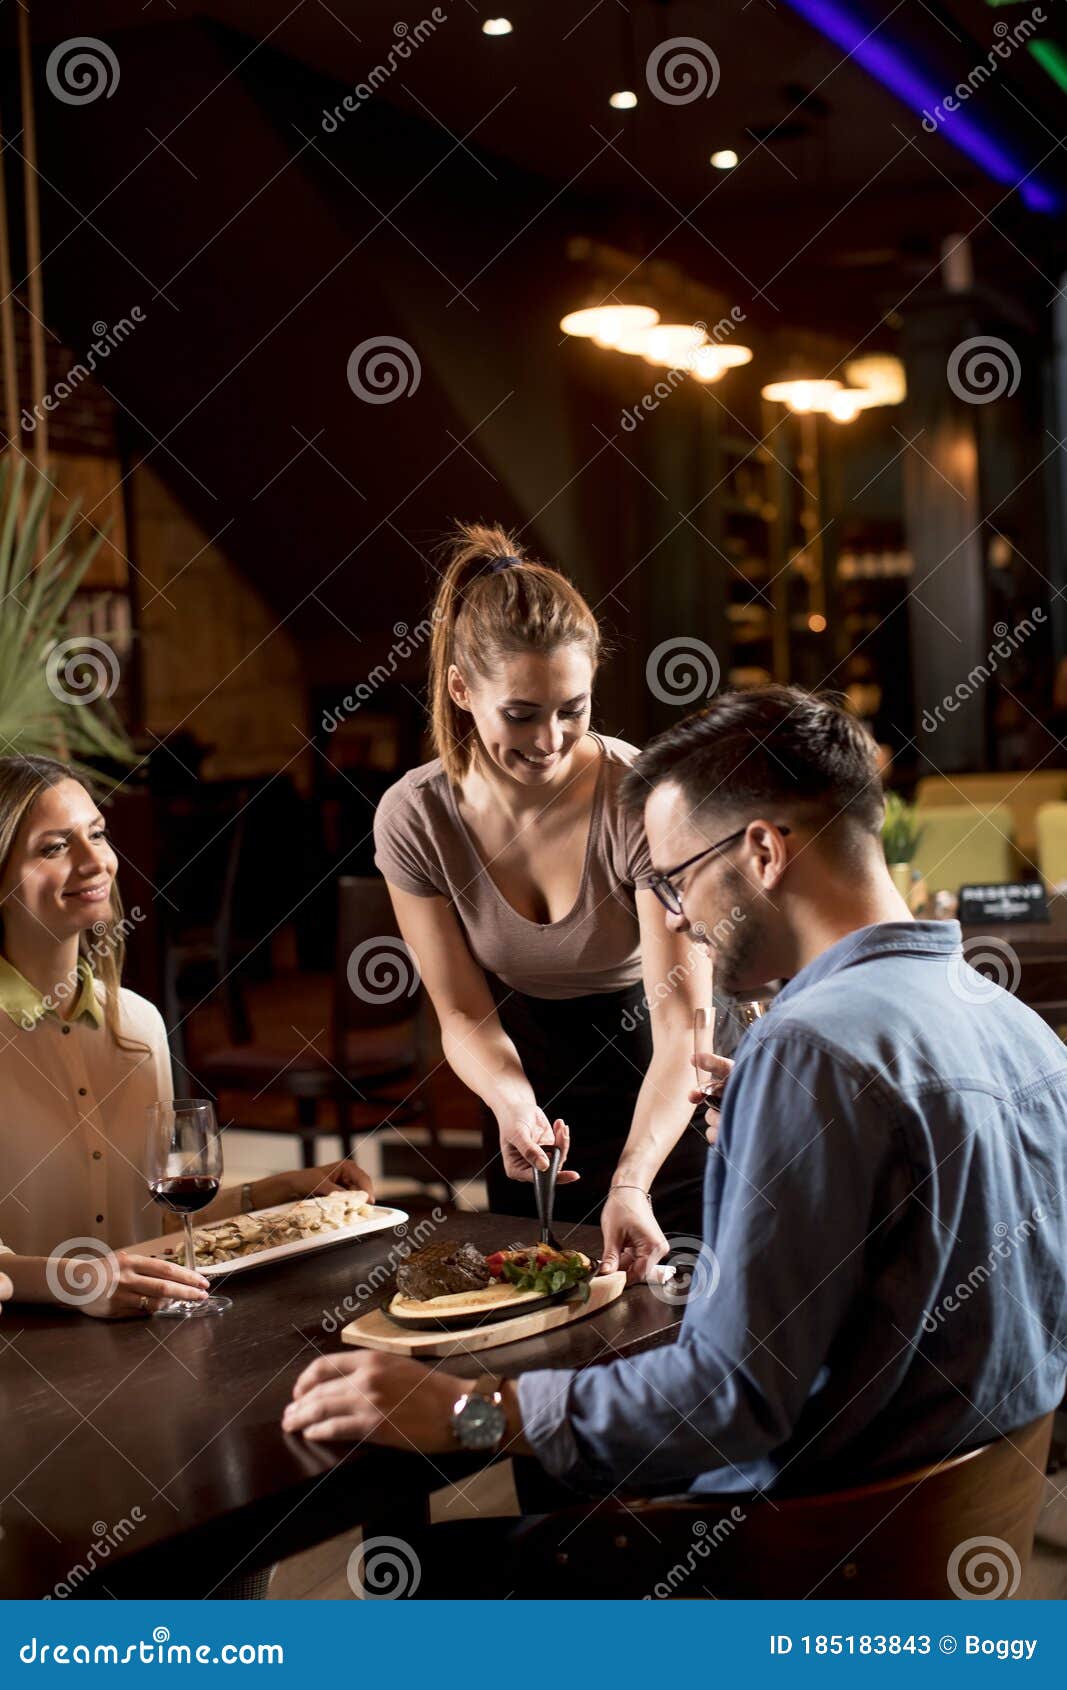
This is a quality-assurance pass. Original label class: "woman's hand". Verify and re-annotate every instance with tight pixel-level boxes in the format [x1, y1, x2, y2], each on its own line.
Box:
[0, 1270, 12, 1312]
[690, 1052, 734, 1144]
[252, 1158, 377, 1209]
[599, 1188, 669, 1284]
[73, 1251, 211, 1319]
[497, 1107, 578, 1185]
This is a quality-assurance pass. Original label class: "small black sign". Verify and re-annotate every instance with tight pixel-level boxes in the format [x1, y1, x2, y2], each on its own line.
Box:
[958, 882, 1050, 925]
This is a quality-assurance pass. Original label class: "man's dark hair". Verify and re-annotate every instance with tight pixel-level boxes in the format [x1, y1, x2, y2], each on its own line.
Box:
[621, 685, 885, 837]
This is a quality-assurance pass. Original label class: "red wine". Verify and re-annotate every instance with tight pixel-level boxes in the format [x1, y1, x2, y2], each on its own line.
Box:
[149, 1175, 219, 1214]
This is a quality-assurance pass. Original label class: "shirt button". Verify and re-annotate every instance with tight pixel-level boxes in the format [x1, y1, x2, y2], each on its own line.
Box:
[92, 1150, 102, 1161]
[78, 1087, 88, 1097]
[95, 1214, 104, 1223]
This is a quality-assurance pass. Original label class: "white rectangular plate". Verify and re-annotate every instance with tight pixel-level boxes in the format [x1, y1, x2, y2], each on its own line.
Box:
[127, 1202, 409, 1279]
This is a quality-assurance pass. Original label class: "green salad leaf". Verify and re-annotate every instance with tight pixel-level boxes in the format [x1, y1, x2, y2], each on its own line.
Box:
[500, 1252, 592, 1297]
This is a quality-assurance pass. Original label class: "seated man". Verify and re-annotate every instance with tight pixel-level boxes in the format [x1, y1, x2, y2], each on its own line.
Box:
[282, 688, 1067, 1552]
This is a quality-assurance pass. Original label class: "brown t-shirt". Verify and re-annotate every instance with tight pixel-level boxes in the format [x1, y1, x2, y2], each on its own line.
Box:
[373, 732, 652, 999]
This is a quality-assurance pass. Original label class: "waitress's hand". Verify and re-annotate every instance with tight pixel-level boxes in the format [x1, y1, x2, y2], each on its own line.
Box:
[690, 1052, 734, 1145]
[498, 1107, 579, 1184]
[600, 1188, 669, 1285]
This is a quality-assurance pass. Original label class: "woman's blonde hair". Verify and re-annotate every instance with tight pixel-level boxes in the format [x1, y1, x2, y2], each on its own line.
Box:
[0, 756, 146, 1052]
[428, 522, 601, 784]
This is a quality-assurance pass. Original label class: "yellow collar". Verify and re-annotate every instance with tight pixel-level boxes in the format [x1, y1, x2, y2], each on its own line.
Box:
[0, 954, 104, 1031]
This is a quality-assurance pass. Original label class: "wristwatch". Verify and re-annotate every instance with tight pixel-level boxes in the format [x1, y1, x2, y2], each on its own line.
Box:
[451, 1373, 507, 1453]
[240, 1182, 254, 1214]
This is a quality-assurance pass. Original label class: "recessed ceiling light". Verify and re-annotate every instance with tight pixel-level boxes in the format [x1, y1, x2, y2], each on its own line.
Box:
[710, 149, 739, 169]
[482, 17, 513, 35]
[609, 90, 638, 109]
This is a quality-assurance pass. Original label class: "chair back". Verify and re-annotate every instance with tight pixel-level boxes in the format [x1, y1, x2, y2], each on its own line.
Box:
[514, 1413, 1053, 1599]
[1036, 803, 1067, 890]
[917, 772, 1067, 865]
[911, 804, 1013, 894]
[333, 877, 423, 1039]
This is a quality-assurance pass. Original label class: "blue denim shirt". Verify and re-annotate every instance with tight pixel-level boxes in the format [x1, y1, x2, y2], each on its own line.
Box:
[517, 921, 1067, 1496]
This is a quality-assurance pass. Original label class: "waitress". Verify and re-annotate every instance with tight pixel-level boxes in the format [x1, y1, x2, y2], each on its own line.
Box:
[373, 522, 711, 1279]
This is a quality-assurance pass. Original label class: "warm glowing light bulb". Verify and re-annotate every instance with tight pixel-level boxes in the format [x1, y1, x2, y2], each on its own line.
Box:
[710, 149, 739, 169]
[808, 614, 827, 633]
[827, 392, 863, 422]
[560, 305, 659, 343]
[482, 18, 513, 35]
[610, 90, 638, 109]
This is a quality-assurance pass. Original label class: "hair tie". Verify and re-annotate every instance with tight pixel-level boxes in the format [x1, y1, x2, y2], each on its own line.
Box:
[489, 554, 521, 572]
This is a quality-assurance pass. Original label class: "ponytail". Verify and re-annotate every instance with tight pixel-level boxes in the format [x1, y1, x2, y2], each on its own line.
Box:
[427, 522, 600, 784]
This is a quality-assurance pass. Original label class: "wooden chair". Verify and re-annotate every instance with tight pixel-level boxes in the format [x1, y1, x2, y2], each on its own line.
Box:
[509, 1413, 1054, 1599]
[197, 877, 451, 1194]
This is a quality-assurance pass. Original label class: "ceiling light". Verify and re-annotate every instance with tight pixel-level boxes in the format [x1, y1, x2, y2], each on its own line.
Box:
[609, 90, 638, 109]
[762, 378, 843, 413]
[639, 324, 708, 367]
[826, 391, 863, 422]
[482, 18, 513, 35]
[710, 149, 739, 169]
[689, 344, 753, 381]
[560, 304, 660, 344]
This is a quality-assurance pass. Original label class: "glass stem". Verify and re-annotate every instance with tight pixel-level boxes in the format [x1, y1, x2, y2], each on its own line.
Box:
[182, 1213, 197, 1283]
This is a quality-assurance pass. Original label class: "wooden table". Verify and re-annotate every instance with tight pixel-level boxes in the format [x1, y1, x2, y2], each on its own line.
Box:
[0, 1212, 682, 1598]
[961, 894, 1067, 1029]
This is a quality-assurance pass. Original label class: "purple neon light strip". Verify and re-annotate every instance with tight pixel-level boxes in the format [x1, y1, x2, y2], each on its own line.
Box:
[780, 0, 1059, 211]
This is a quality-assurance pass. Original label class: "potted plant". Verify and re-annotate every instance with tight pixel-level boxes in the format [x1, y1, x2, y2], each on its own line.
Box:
[0, 456, 134, 776]
[882, 791, 925, 909]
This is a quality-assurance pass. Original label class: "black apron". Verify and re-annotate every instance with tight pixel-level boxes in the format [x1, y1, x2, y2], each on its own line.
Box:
[481, 975, 709, 1238]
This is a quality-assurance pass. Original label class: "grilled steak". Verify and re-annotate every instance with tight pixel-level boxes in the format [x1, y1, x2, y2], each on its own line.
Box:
[395, 1241, 491, 1301]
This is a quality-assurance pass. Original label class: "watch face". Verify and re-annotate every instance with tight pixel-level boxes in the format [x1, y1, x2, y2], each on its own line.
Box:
[455, 1395, 506, 1451]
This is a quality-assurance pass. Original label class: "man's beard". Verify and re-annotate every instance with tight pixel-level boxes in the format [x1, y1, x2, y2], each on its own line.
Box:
[710, 871, 766, 995]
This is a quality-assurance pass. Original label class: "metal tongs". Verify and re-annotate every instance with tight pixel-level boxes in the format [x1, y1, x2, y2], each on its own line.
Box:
[532, 1144, 563, 1250]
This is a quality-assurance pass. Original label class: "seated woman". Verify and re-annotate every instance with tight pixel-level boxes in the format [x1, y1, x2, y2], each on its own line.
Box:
[0, 754, 374, 1317]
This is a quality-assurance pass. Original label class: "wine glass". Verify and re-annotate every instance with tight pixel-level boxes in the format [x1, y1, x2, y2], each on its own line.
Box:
[145, 1099, 232, 1318]
[692, 1000, 770, 1105]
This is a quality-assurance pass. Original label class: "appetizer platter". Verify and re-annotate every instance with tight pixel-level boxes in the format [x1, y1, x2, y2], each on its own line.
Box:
[130, 1190, 409, 1277]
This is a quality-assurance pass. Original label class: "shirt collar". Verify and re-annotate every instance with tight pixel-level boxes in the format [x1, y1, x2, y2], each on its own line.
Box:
[775, 920, 963, 1007]
[0, 954, 105, 1031]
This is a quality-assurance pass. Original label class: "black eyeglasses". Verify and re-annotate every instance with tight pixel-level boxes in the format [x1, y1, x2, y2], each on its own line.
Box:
[642, 824, 791, 916]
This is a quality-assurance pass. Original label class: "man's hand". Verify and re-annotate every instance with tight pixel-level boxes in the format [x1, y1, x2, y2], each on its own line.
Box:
[498, 1108, 578, 1184]
[690, 1052, 734, 1144]
[281, 1351, 473, 1452]
[599, 1187, 669, 1283]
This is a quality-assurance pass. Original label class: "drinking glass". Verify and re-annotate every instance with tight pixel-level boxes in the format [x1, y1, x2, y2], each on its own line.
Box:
[145, 1099, 232, 1318]
[692, 1000, 770, 1105]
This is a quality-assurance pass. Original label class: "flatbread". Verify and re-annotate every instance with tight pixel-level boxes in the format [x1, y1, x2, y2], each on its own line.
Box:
[161, 1190, 372, 1266]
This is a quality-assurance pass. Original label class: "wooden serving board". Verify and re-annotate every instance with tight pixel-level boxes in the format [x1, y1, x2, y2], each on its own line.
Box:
[340, 1270, 627, 1357]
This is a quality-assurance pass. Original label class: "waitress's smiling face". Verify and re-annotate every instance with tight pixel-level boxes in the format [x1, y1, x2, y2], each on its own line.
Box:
[451, 645, 594, 785]
[0, 779, 117, 945]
